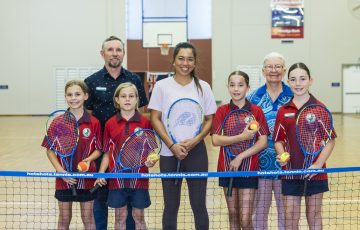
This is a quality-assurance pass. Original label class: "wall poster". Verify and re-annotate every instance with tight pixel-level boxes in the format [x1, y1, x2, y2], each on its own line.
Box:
[271, 0, 304, 39]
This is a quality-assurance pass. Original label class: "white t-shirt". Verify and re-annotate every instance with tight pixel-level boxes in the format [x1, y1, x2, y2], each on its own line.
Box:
[148, 77, 217, 156]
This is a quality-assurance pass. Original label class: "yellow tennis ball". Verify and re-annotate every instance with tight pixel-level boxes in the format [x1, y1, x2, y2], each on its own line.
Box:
[77, 161, 88, 172]
[249, 120, 259, 130]
[147, 153, 159, 162]
[279, 152, 290, 163]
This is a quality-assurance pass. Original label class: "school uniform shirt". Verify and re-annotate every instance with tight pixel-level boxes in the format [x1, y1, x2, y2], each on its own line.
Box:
[102, 111, 151, 190]
[247, 82, 293, 175]
[85, 67, 148, 129]
[41, 110, 102, 190]
[147, 77, 217, 157]
[273, 94, 337, 180]
[210, 99, 270, 172]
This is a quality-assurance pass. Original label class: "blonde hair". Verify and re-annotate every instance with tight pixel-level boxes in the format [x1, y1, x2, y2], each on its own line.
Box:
[65, 80, 88, 94]
[113, 82, 139, 110]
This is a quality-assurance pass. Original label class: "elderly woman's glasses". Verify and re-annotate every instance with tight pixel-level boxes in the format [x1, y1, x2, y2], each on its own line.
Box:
[264, 65, 283, 71]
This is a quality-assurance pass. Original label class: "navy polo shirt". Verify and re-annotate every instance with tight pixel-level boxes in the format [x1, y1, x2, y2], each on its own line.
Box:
[85, 67, 148, 128]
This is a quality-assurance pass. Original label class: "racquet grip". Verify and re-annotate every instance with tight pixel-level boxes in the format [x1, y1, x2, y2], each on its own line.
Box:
[90, 184, 101, 194]
[174, 160, 181, 186]
[70, 184, 77, 196]
[227, 177, 234, 197]
[303, 179, 308, 196]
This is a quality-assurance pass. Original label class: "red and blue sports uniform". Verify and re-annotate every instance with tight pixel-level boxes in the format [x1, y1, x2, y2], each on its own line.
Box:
[41, 110, 102, 190]
[273, 94, 337, 181]
[102, 111, 152, 190]
[211, 99, 270, 173]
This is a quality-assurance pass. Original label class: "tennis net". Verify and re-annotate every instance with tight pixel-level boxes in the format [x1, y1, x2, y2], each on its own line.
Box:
[0, 167, 360, 229]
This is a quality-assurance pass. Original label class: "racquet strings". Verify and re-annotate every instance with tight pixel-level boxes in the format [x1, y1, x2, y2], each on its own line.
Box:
[119, 130, 161, 170]
[223, 111, 254, 157]
[168, 100, 204, 142]
[46, 111, 78, 157]
[297, 106, 332, 157]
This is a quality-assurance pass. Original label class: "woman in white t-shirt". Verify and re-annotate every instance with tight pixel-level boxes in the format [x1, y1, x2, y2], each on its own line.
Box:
[148, 42, 217, 230]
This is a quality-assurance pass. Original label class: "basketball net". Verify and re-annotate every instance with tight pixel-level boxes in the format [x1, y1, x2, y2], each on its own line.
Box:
[160, 43, 170, 56]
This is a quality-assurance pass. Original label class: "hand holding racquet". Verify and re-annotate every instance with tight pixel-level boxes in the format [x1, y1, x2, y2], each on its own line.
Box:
[296, 104, 333, 196]
[45, 110, 79, 196]
[221, 109, 256, 197]
[167, 98, 204, 185]
[90, 129, 162, 193]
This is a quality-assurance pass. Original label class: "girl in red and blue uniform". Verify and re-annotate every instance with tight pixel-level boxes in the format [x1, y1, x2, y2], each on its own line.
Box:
[42, 80, 102, 229]
[274, 62, 336, 229]
[211, 70, 270, 229]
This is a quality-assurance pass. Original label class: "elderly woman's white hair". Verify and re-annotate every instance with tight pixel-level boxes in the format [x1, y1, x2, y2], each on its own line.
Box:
[263, 52, 285, 66]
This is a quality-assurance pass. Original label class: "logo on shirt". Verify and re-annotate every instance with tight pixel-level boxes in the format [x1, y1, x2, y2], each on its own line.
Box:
[82, 128, 91, 137]
[244, 116, 254, 124]
[134, 127, 143, 136]
[306, 113, 316, 123]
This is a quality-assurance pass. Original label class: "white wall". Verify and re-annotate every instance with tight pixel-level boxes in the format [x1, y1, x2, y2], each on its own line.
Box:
[0, 0, 126, 114]
[1, 0, 360, 114]
[212, 0, 360, 112]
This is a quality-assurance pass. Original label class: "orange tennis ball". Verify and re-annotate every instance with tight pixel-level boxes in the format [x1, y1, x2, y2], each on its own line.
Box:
[279, 152, 290, 163]
[77, 161, 88, 172]
[249, 120, 259, 130]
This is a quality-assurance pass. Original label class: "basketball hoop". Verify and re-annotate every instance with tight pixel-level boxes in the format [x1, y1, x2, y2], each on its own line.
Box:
[160, 43, 170, 56]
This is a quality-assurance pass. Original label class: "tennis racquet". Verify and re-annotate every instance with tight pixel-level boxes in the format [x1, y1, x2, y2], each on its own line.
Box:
[167, 98, 204, 185]
[45, 110, 79, 196]
[221, 109, 256, 197]
[90, 128, 162, 193]
[296, 104, 333, 196]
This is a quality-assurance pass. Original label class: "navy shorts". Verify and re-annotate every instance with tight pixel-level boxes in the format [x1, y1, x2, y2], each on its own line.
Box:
[107, 188, 151, 209]
[282, 179, 329, 196]
[219, 177, 258, 189]
[55, 189, 96, 202]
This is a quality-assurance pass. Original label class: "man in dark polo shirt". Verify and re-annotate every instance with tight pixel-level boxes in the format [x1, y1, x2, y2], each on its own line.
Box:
[85, 36, 148, 230]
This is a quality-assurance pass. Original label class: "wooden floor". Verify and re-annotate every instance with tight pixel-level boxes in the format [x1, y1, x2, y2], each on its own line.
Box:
[1, 113, 359, 171]
[0, 114, 360, 229]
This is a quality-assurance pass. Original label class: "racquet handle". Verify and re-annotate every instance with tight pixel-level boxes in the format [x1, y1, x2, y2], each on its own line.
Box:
[227, 177, 234, 197]
[90, 184, 101, 194]
[174, 160, 181, 186]
[70, 184, 77, 196]
[303, 179, 308, 196]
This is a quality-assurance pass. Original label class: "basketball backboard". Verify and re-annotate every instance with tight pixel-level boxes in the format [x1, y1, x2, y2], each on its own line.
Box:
[143, 21, 187, 48]
[142, 0, 188, 48]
